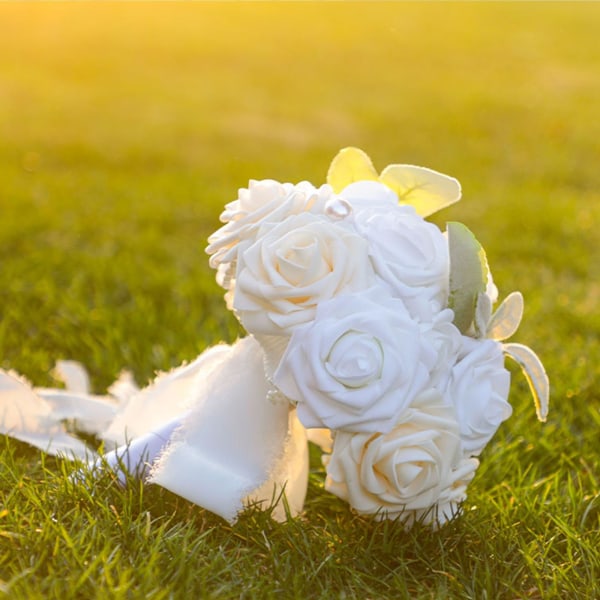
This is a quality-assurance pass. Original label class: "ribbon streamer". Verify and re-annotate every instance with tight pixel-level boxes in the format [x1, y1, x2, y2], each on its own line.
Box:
[1, 338, 309, 523]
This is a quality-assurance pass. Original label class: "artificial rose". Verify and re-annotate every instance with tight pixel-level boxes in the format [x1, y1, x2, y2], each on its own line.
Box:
[233, 213, 375, 336]
[323, 390, 479, 526]
[273, 288, 436, 432]
[419, 308, 463, 391]
[446, 337, 512, 457]
[339, 180, 399, 215]
[352, 202, 449, 321]
[206, 179, 332, 274]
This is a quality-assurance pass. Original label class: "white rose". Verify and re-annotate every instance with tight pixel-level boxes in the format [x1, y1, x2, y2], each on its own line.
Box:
[420, 308, 463, 391]
[324, 390, 478, 526]
[340, 181, 399, 214]
[206, 179, 333, 273]
[233, 213, 375, 336]
[446, 338, 512, 457]
[273, 288, 436, 432]
[352, 202, 449, 321]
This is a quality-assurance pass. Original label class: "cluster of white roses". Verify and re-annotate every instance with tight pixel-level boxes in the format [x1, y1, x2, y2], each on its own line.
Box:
[205, 148, 548, 526]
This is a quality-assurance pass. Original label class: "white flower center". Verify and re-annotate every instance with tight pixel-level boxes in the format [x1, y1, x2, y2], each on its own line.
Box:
[325, 331, 383, 389]
[276, 232, 329, 286]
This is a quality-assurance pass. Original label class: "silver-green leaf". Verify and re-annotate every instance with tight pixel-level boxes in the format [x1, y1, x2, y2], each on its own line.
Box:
[487, 291, 524, 341]
[503, 342, 549, 422]
[474, 291, 493, 338]
[447, 222, 489, 334]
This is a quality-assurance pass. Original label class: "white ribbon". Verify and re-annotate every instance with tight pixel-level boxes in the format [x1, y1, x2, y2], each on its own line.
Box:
[0, 337, 309, 523]
[0, 370, 92, 459]
[150, 336, 307, 522]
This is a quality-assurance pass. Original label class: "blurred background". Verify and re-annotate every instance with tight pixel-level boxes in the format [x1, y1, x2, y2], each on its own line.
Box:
[0, 3, 598, 413]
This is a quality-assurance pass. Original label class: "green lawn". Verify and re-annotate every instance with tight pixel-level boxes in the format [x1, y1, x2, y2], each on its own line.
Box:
[1, 2, 600, 598]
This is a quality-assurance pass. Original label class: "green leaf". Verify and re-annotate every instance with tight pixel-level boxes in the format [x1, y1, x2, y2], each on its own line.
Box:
[447, 222, 489, 334]
[503, 342, 550, 422]
[380, 164, 462, 217]
[326, 147, 378, 193]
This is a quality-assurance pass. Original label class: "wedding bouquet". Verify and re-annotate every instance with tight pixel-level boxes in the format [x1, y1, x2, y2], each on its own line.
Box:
[204, 147, 548, 526]
[0, 147, 548, 527]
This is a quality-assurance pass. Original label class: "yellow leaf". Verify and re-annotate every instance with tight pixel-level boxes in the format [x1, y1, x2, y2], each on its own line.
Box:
[326, 147, 378, 193]
[380, 164, 462, 217]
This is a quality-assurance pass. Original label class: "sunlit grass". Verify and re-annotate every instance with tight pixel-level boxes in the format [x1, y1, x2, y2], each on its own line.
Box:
[1, 3, 600, 598]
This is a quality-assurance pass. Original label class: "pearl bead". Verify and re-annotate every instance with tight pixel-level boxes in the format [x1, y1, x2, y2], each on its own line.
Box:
[325, 197, 353, 220]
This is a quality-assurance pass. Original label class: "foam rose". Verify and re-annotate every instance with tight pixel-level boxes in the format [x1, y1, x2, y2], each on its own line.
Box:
[232, 213, 375, 336]
[347, 187, 450, 320]
[324, 390, 479, 526]
[446, 337, 512, 457]
[420, 308, 463, 392]
[339, 181, 399, 215]
[273, 289, 437, 432]
[206, 179, 333, 274]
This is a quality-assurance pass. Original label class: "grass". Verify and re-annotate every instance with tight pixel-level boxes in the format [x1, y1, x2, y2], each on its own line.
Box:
[1, 2, 600, 598]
